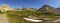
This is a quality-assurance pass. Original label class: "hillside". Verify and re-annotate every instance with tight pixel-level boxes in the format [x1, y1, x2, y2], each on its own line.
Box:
[0, 4, 60, 23]
[0, 10, 59, 23]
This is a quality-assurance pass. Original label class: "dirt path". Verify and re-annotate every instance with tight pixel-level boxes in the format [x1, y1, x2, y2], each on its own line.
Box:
[0, 14, 9, 23]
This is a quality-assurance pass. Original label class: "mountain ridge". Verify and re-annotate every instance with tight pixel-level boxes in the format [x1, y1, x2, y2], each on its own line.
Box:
[39, 4, 60, 14]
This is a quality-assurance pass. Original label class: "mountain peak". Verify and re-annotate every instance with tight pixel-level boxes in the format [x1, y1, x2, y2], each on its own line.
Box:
[2, 4, 10, 8]
[39, 4, 55, 13]
[42, 4, 53, 8]
[43, 4, 49, 7]
[40, 4, 54, 10]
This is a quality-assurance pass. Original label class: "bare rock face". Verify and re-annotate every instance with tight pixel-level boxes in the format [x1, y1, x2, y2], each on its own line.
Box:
[0, 15, 9, 23]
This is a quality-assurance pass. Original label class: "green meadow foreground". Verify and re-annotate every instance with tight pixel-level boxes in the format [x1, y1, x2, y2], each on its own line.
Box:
[0, 10, 60, 23]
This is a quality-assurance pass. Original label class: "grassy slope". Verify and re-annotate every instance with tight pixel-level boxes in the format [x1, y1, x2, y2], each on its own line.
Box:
[6, 10, 40, 23]
[0, 10, 59, 23]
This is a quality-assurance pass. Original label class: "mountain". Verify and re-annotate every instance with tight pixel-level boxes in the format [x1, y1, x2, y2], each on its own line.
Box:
[0, 4, 15, 12]
[39, 4, 60, 14]
[22, 7, 37, 11]
[15, 7, 37, 11]
[56, 8, 60, 10]
[1, 4, 10, 8]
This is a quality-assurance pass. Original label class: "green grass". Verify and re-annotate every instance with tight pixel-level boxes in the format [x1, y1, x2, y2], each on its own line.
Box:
[6, 10, 39, 23]
[0, 10, 59, 23]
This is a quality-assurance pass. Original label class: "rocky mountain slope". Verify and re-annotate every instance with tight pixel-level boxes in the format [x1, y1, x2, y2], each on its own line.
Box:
[39, 4, 60, 14]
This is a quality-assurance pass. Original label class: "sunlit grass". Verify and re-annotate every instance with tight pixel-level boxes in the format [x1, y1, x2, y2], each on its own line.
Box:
[0, 10, 59, 23]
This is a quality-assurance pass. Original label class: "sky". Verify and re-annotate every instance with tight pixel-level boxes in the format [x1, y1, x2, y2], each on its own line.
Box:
[0, 0, 60, 9]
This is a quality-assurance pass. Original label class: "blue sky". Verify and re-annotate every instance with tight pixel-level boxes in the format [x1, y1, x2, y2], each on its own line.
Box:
[0, 0, 60, 9]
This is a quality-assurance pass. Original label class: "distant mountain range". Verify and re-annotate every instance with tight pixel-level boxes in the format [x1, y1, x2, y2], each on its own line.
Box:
[9, 4, 60, 14]
[0, 4, 60, 14]
[56, 8, 60, 10]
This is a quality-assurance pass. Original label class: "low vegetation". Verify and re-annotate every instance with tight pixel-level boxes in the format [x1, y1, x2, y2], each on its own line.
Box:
[0, 10, 60, 23]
